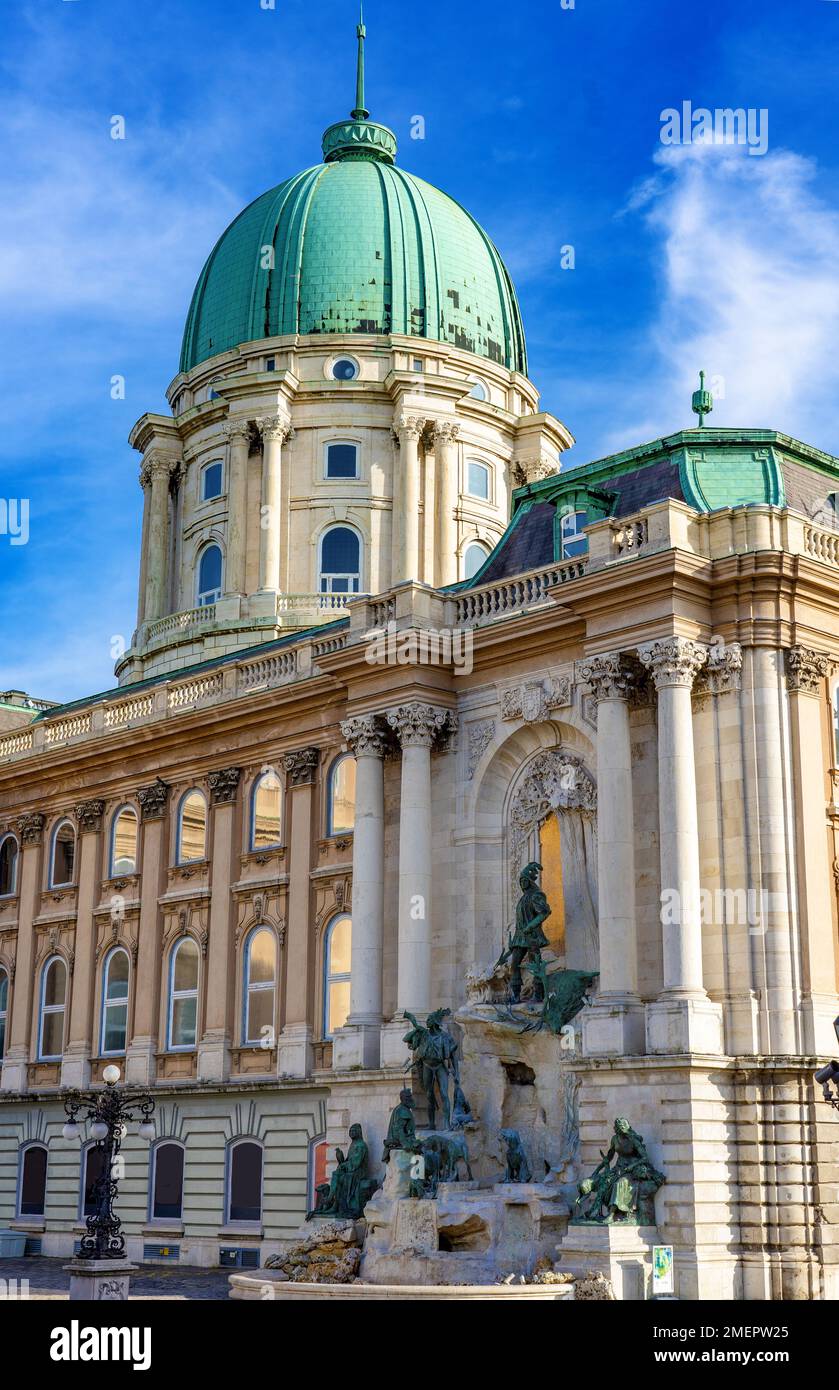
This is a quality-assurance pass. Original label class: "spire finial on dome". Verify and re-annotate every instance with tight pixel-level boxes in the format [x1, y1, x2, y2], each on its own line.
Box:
[351, 4, 369, 121]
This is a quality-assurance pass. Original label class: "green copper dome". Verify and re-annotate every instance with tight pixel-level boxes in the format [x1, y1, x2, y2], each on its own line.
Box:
[179, 20, 526, 376]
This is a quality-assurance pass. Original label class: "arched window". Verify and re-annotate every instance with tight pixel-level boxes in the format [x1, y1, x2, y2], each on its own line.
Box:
[327, 755, 356, 836]
[323, 914, 352, 1039]
[201, 460, 224, 501]
[468, 378, 488, 402]
[38, 956, 67, 1060]
[110, 806, 138, 877]
[560, 510, 588, 559]
[227, 1140, 263, 1223]
[150, 1142, 185, 1220]
[18, 1143, 47, 1217]
[466, 459, 490, 500]
[101, 948, 130, 1055]
[167, 938, 199, 1051]
[250, 771, 282, 850]
[196, 543, 223, 606]
[0, 834, 18, 896]
[0, 968, 8, 1060]
[49, 820, 75, 887]
[243, 927, 277, 1045]
[464, 542, 489, 581]
[319, 526, 361, 595]
[81, 1143, 108, 1218]
[177, 790, 206, 864]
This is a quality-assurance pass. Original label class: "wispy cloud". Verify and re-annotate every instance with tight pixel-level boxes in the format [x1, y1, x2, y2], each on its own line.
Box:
[603, 141, 839, 455]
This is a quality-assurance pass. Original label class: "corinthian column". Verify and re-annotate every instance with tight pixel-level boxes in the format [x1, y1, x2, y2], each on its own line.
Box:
[0, 813, 45, 1093]
[61, 799, 106, 1089]
[380, 703, 455, 1065]
[333, 715, 387, 1070]
[277, 746, 320, 1078]
[257, 415, 292, 593]
[432, 420, 459, 587]
[142, 452, 177, 623]
[638, 637, 723, 1054]
[577, 653, 645, 1055]
[224, 419, 251, 597]
[392, 416, 424, 584]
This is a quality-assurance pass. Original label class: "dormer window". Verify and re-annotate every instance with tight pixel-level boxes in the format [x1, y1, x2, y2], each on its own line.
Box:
[560, 510, 588, 558]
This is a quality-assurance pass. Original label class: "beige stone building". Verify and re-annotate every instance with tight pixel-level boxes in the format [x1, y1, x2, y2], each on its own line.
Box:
[1, 39, 838, 1297]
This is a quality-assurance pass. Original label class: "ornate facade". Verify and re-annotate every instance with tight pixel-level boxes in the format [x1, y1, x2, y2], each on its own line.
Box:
[1, 30, 838, 1297]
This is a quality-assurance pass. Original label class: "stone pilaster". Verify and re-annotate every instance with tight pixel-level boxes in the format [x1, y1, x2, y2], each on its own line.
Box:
[223, 419, 251, 597]
[61, 801, 105, 1088]
[333, 715, 387, 1070]
[392, 415, 424, 584]
[0, 813, 45, 1092]
[256, 415, 293, 595]
[278, 747, 320, 1077]
[431, 420, 459, 587]
[638, 637, 723, 1055]
[577, 654, 644, 1055]
[380, 703, 455, 1065]
[125, 779, 170, 1085]
[198, 767, 242, 1082]
[142, 452, 178, 623]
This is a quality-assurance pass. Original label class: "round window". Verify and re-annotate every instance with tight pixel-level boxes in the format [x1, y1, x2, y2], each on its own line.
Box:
[332, 358, 359, 382]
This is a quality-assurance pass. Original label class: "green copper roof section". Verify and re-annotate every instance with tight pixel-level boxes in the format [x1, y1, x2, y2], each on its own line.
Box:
[179, 14, 525, 374]
[678, 442, 784, 510]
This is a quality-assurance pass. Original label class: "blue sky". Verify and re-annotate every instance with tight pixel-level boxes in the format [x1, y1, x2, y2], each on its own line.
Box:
[2, 0, 839, 701]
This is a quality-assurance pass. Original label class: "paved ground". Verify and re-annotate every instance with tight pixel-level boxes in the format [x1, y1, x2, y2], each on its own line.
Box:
[0, 1256, 233, 1300]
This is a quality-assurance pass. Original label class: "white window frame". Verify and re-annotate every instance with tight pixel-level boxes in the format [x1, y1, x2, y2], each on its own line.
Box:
[38, 955, 67, 1061]
[167, 937, 200, 1052]
[176, 790, 207, 865]
[195, 543, 223, 607]
[465, 458, 491, 501]
[323, 913, 352, 1041]
[200, 459, 225, 502]
[242, 927, 277, 1046]
[560, 509, 588, 558]
[323, 439, 360, 481]
[100, 946, 130, 1057]
[318, 524, 363, 596]
[109, 805, 138, 878]
[250, 771, 283, 851]
[327, 754, 356, 836]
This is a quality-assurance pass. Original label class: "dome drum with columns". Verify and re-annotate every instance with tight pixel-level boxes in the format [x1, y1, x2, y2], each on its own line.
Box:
[120, 27, 571, 685]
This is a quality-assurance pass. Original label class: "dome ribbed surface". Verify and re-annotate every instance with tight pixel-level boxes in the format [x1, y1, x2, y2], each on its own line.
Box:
[180, 158, 527, 375]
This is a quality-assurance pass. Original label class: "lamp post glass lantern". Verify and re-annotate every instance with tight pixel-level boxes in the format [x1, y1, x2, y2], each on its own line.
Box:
[814, 1016, 839, 1111]
[63, 1065, 155, 1260]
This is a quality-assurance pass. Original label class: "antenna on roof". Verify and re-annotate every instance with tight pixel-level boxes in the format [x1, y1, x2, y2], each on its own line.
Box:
[351, 3, 369, 121]
[691, 370, 713, 428]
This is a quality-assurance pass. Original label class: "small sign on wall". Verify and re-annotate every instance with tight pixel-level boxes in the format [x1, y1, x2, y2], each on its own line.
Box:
[652, 1244, 675, 1296]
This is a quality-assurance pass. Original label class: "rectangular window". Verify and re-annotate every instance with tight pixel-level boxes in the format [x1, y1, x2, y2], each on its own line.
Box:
[171, 996, 197, 1048]
[265, 357, 276, 372]
[201, 461, 223, 501]
[467, 461, 490, 500]
[326, 443, 359, 479]
[560, 510, 588, 559]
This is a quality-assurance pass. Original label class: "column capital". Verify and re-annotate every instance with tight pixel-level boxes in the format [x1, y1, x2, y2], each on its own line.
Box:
[637, 637, 707, 689]
[577, 652, 634, 702]
[15, 811, 46, 846]
[74, 799, 105, 834]
[137, 777, 170, 822]
[430, 420, 460, 447]
[208, 766, 242, 805]
[785, 644, 833, 695]
[222, 418, 252, 445]
[141, 451, 179, 487]
[396, 414, 425, 442]
[695, 640, 743, 698]
[386, 702, 456, 748]
[283, 746, 321, 786]
[341, 714, 388, 757]
[257, 414, 294, 444]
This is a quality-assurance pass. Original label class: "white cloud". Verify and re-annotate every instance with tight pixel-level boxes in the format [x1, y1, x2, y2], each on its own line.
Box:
[605, 141, 839, 455]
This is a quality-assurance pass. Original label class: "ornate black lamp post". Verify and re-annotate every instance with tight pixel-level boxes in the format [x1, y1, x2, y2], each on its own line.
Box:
[814, 1016, 839, 1112]
[63, 1064, 155, 1261]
